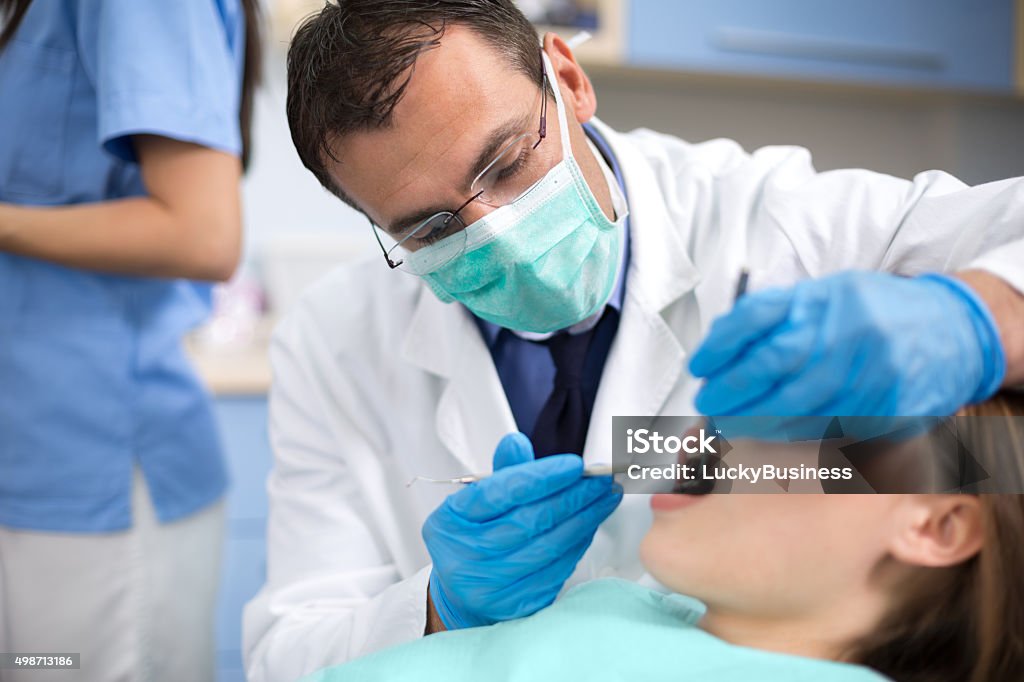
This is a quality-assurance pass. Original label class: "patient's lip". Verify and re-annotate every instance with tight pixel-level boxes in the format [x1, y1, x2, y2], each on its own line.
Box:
[650, 493, 703, 512]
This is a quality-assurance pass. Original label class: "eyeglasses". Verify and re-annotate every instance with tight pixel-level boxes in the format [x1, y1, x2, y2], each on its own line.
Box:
[370, 55, 552, 276]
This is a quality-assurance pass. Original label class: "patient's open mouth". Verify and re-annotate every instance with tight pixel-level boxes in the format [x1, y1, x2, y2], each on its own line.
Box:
[671, 452, 717, 495]
[650, 492, 704, 512]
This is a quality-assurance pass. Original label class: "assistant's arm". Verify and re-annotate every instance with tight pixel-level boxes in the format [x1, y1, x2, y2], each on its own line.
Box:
[243, 308, 433, 682]
[0, 136, 241, 281]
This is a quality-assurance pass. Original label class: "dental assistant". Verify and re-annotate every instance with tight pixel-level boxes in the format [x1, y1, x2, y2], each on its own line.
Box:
[0, 1, 260, 680]
[244, 2, 1024, 680]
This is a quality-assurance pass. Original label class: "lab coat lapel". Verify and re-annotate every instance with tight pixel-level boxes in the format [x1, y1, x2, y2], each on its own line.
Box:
[584, 121, 701, 463]
[400, 286, 517, 475]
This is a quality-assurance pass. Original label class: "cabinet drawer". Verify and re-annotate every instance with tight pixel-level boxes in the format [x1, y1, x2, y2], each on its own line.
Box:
[628, 0, 1015, 92]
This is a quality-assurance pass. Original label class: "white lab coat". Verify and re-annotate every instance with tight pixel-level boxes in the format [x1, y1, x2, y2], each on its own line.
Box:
[243, 119, 1024, 682]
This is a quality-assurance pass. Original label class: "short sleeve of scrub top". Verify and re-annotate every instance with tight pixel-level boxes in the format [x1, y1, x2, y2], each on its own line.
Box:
[78, 0, 244, 161]
[301, 579, 890, 682]
[0, 0, 245, 532]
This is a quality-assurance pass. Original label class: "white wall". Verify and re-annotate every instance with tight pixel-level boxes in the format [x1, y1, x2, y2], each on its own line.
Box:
[241, 53, 368, 252]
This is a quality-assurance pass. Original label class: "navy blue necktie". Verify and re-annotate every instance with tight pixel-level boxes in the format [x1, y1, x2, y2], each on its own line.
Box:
[531, 310, 614, 458]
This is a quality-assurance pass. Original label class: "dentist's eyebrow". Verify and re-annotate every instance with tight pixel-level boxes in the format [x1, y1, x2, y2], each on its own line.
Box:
[385, 111, 532, 236]
[463, 111, 533, 190]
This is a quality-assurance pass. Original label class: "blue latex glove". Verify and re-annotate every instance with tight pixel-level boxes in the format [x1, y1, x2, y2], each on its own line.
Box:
[690, 272, 1005, 417]
[422, 433, 623, 630]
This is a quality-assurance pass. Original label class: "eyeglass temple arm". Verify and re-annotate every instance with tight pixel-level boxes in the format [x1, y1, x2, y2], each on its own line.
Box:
[369, 219, 403, 269]
[449, 190, 484, 224]
[535, 68, 548, 148]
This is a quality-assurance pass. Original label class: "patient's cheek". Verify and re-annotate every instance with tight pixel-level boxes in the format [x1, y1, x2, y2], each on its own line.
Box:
[639, 528, 668, 585]
[639, 519, 691, 594]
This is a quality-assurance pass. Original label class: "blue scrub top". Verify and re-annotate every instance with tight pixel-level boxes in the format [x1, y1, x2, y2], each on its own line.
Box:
[0, 0, 245, 532]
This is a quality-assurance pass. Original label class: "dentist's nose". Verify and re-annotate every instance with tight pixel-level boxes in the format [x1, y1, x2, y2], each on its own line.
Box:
[458, 198, 499, 227]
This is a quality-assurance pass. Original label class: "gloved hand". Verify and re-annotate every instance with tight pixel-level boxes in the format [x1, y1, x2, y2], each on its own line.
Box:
[422, 432, 622, 630]
[689, 272, 1005, 417]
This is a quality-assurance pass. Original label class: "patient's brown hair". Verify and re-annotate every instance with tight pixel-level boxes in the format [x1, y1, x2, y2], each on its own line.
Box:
[847, 392, 1024, 682]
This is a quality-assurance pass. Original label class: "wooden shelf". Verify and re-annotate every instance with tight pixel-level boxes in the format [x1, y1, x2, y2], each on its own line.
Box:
[535, 0, 627, 66]
[184, 319, 275, 396]
[581, 60, 1024, 104]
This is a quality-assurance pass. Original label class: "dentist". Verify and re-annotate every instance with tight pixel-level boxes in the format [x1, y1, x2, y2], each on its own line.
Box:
[244, 2, 1024, 680]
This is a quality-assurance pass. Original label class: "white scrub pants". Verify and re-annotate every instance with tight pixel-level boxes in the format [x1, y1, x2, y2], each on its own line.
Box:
[0, 469, 224, 682]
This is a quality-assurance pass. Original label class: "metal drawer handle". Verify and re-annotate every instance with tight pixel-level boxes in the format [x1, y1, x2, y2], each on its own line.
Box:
[712, 26, 946, 71]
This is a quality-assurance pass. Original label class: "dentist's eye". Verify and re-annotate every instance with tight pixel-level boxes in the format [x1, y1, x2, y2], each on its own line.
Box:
[417, 228, 446, 245]
[494, 149, 529, 184]
[413, 216, 460, 245]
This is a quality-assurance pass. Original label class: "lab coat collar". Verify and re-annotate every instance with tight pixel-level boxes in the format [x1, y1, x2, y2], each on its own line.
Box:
[581, 119, 701, 463]
[400, 285, 517, 474]
[589, 118, 702, 314]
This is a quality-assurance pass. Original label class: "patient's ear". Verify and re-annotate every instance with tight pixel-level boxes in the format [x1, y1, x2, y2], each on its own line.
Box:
[888, 496, 984, 567]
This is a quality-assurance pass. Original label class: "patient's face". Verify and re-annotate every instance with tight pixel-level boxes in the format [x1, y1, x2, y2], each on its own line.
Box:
[640, 493, 901, 619]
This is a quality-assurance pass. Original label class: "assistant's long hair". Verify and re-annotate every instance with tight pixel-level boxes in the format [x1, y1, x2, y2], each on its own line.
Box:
[0, 0, 262, 169]
[846, 392, 1024, 682]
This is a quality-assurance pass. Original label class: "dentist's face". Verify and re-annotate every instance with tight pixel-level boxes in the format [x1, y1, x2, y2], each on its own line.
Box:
[325, 27, 615, 242]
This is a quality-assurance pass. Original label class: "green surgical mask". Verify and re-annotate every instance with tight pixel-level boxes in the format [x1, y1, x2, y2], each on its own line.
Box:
[414, 54, 627, 334]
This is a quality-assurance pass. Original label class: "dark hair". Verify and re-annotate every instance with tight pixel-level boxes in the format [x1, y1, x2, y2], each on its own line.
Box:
[1, 0, 262, 170]
[286, 0, 541, 205]
[847, 392, 1024, 682]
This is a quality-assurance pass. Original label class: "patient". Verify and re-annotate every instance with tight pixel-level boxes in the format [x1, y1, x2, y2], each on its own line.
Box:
[304, 394, 1024, 682]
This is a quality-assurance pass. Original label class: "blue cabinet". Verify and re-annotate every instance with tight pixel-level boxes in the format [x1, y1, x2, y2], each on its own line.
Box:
[212, 396, 273, 682]
[628, 0, 1016, 92]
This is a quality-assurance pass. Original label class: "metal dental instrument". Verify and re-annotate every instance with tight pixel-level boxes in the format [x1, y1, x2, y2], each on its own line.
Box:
[406, 463, 627, 488]
[734, 267, 750, 301]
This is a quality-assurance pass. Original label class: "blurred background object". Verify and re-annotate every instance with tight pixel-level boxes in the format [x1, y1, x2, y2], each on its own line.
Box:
[198, 2, 1024, 678]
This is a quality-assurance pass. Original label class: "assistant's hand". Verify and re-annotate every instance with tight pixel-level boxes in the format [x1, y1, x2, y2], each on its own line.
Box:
[422, 433, 622, 630]
[690, 272, 1005, 417]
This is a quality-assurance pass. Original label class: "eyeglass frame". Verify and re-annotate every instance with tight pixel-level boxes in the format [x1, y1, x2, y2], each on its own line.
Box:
[370, 52, 550, 270]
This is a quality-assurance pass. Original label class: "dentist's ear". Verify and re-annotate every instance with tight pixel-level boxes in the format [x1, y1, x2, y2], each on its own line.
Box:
[889, 496, 984, 568]
[542, 32, 597, 123]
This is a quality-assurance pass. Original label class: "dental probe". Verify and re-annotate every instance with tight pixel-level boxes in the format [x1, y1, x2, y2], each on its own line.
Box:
[406, 463, 629, 487]
[734, 267, 750, 301]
